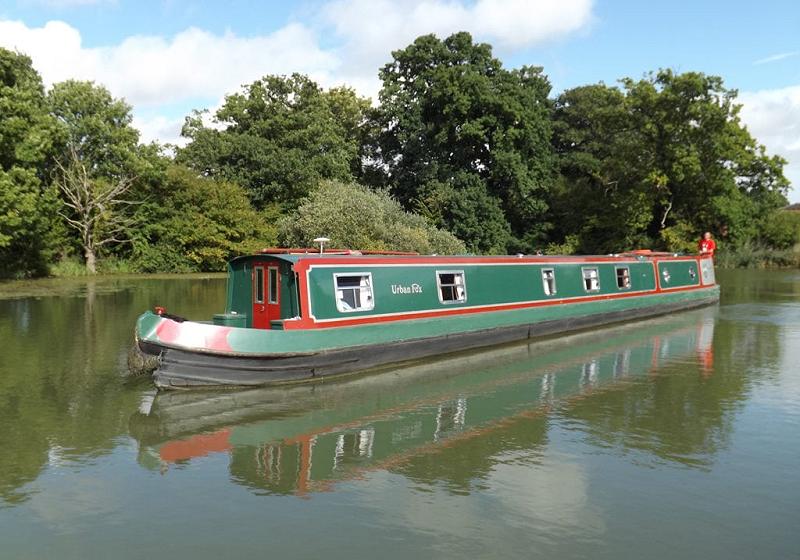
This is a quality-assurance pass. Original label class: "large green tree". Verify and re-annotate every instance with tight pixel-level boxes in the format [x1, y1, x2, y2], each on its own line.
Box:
[47, 81, 143, 273]
[370, 32, 555, 253]
[551, 70, 789, 253]
[48, 80, 140, 179]
[550, 83, 653, 252]
[178, 74, 369, 209]
[0, 48, 61, 277]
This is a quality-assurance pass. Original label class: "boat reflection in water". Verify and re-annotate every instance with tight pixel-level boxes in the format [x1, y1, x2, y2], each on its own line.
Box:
[130, 307, 718, 496]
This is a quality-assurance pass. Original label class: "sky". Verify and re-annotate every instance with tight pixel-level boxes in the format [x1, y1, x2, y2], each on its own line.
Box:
[1, 0, 798, 202]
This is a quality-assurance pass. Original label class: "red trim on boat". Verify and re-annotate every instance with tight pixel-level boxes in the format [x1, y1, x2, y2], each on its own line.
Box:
[282, 282, 713, 330]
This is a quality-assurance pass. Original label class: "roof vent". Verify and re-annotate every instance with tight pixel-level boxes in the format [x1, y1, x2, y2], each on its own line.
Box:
[312, 237, 330, 254]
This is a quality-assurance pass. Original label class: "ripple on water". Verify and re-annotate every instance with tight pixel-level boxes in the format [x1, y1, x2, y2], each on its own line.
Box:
[719, 302, 800, 326]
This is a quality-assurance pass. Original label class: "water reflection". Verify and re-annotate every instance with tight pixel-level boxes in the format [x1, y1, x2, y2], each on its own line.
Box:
[0, 275, 226, 506]
[130, 307, 733, 496]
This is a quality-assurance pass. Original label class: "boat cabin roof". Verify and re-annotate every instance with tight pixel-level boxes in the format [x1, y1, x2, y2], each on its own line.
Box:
[229, 248, 687, 267]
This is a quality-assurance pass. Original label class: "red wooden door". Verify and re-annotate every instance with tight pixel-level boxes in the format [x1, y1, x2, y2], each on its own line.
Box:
[252, 262, 280, 329]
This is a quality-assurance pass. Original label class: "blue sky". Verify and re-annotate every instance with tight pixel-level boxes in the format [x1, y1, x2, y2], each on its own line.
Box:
[1, 0, 798, 200]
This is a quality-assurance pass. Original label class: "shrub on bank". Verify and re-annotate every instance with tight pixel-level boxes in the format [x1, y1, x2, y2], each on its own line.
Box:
[715, 241, 800, 268]
[278, 181, 467, 255]
[761, 211, 800, 250]
[50, 257, 90, 277]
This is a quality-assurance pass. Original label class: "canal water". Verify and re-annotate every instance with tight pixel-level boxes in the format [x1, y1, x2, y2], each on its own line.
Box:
[0, 270, 797, 559]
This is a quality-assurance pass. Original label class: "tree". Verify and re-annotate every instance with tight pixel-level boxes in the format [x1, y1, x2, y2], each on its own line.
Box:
[0, 48, 61, 277]
[370, 32, 555, 252]
[278, 180, 466, 255]
[550, 83, 653, 253]
[550, 71, 789, 253]
[623, 70, 788, 245]
[53, 147, 137, 274]
[417, 173, 511, 254]
[178, 74, 369, 209]
[760, 210, 800, 250]
[47, 80, 144, 272]
[130, 165, 277, 272]
[48, 80, 140, 179]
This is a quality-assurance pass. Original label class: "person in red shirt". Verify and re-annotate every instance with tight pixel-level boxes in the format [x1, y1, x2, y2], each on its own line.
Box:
[698, 231, 716, 256]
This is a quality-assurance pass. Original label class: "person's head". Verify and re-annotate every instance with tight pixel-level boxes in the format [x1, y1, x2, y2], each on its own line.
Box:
[703, 232, 712, 240]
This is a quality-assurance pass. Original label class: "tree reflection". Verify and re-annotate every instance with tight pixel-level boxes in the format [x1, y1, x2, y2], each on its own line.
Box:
[0, 276, 225, 505]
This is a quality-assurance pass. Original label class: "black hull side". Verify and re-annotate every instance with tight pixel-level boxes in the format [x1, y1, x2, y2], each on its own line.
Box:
[141, 294, 719, 390]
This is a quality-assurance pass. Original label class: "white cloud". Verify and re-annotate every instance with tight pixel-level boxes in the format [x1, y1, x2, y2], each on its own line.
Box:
[320, 0, 594, 98]
[322, 0, 592, 51]
[0, 19, 339, 107]
[739, 86, 800, 203]
[132, 114, 186, 147]
[25, 0, 114, 7]
[0, 1, 594, 144]
[753, 51, 799, 65]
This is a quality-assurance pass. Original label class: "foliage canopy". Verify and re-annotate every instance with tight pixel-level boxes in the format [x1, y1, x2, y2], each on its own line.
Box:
[550, 70, 789, 254]
[278, 180, 466, 255]
[131, 165, 277, 272]
[0, 49, 60, 277]
[369, 32, 555, 253]
[0, 37, 796, 278]
[178, 74, 369, 209]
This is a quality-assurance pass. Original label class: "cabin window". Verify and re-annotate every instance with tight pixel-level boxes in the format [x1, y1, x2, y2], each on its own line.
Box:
[334, 273, 374, 312]
[615, 266, 631, 289]
[582, 267, 600, 292]
[268, 268, 279, 304]
[542, 268, 556, 295]
[254, 266, 265, 303]
[437, 271, 466, 304]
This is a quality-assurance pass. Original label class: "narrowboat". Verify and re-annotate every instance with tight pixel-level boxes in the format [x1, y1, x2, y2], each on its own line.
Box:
[131, 249, 719, 389]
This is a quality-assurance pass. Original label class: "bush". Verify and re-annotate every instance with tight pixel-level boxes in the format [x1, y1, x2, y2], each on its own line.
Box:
[278, 181, 467, 254]
[761, 211, 800, 250]
[660, 220, 698, 254]
[131, 165, 277, 272]
[544, 235, 580, 255]
[715, 240, 800, 268]
[49, 256, 90, 277]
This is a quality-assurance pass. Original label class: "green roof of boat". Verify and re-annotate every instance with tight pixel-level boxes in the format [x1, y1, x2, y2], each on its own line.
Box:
[228, 248, 682, 266]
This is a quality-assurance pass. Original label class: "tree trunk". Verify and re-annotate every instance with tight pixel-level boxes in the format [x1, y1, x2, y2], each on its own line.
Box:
[85, 246, 97, 275]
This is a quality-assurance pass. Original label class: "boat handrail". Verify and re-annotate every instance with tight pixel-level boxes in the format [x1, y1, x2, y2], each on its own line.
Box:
[258, 247, 419, 256]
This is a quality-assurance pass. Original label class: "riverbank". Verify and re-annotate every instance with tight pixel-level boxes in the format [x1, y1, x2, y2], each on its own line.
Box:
[0, 272, 226, 300]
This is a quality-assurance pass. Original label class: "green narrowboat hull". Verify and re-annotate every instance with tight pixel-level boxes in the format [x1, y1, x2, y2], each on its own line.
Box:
[134, 284, 719, 389]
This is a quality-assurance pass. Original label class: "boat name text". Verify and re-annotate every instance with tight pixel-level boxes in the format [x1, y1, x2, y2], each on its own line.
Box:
[391, 283, 423, 295]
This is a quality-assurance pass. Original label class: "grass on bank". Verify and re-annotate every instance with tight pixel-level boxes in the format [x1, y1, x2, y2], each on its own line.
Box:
[50, 256, 165, 277]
